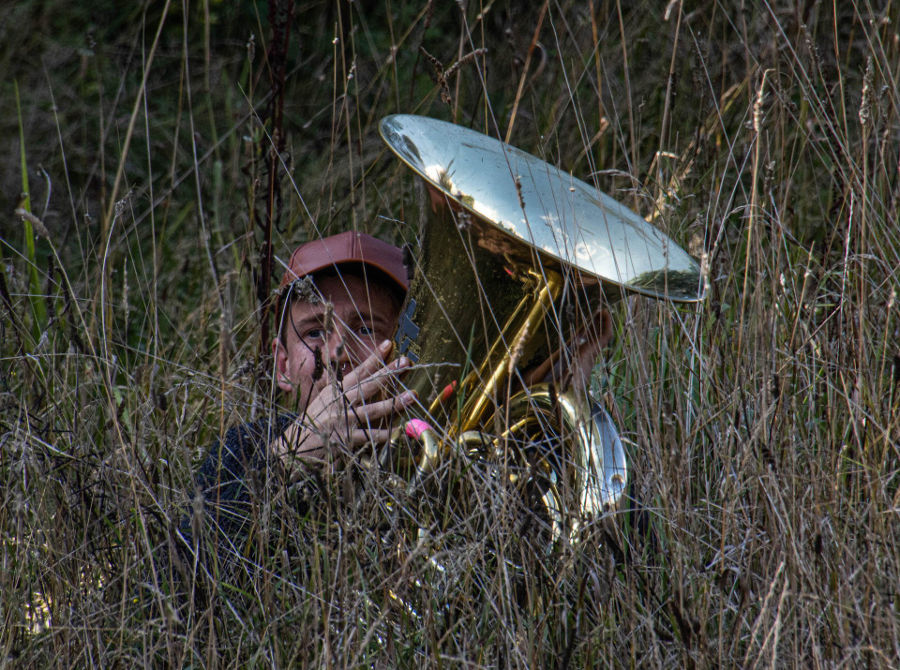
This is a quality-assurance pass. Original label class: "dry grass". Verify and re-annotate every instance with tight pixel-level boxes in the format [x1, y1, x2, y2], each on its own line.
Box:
[1, 0, 898, 667]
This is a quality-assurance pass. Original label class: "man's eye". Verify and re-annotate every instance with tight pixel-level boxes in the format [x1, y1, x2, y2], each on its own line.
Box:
[357, 325, 375, 337]
[303, 328, 325, 341]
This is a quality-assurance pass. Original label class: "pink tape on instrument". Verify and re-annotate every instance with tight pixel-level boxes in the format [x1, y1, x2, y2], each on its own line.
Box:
[404, 419, 434, 440]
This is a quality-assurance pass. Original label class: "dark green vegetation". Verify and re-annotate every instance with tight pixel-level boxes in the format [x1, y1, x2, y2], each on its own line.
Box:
[2, 1, 898, 666]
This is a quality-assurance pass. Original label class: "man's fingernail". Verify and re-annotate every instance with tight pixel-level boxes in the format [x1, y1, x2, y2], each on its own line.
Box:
[401, 390, 417, 402]
[379, 339, 392, 354]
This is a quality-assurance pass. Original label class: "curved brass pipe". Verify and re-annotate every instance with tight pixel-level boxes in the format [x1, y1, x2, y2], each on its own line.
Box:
[455, 269, 562, 435]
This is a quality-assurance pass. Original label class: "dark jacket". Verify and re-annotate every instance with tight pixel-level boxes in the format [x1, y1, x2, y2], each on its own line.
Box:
[161, 413, 320, 599]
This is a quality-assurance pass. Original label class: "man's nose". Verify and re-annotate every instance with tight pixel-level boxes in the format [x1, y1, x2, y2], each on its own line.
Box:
[324, 328, 350, 365]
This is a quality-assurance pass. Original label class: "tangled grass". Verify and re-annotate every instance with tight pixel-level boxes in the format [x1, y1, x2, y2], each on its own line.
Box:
[1, 0, 898, 666]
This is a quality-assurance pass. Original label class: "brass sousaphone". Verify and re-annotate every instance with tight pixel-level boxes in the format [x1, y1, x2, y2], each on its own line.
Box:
[379, 115, 704, 545]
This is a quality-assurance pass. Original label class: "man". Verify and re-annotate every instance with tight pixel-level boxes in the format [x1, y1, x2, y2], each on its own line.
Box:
[170, 232, 415, 588]
[170, 229, 612, 591]
[269, 231, 416, 468]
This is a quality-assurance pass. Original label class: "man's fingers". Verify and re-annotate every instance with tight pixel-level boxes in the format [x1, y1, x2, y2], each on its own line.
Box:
[351, 391, 416, 422]
[340, 339, 393, 385]
[304, 387, 415, 441]
[342, 356, 411, 404]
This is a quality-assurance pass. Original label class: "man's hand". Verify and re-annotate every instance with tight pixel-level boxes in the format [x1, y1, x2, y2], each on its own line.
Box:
[273, 340, 415, 470]
[522, 307, 612, 394]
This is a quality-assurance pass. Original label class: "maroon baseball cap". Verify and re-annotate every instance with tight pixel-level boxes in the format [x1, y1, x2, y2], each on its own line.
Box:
[279, 231, 409, 295]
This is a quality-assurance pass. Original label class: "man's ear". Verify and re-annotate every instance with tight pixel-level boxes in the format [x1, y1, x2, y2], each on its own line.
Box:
[272, 337, 295, 393]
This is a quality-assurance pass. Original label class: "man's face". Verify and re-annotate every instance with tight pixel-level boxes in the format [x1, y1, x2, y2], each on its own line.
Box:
[273, 272, 402, 406]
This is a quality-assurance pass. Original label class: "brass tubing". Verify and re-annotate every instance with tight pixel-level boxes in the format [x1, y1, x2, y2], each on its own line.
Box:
[456, 270, 562, 434]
